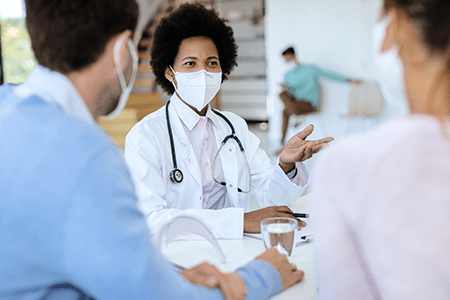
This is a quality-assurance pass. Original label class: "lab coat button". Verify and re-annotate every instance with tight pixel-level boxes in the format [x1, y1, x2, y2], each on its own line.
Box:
[204, 162, 209, 166]
[229, 148, 232, 152]
[188, 158, 191, 163]
[229, 184, 233, 188]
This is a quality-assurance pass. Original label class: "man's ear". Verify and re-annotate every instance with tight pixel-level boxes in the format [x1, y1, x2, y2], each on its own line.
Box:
[165, 66, 175, 82]
[114, 30, 133, 69]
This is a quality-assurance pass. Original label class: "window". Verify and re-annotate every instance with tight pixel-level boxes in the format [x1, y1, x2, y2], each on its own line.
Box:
[0, 0, 36, 84]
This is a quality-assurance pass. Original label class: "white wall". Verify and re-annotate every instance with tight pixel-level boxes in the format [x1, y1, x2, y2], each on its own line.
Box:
[265, 0, 393, 150]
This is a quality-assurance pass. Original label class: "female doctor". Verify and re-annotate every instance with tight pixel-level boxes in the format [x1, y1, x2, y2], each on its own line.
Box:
[125, 3, 333, 239]
[312, 0, 450, 298]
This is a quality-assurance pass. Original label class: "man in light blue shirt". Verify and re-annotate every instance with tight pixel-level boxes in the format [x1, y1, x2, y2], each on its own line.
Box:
[0, 1, 303, 299]
[279, 47, 361, 144]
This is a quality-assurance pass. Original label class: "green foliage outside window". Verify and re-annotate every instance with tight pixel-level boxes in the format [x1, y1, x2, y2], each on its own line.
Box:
[1, 18, 36, 84]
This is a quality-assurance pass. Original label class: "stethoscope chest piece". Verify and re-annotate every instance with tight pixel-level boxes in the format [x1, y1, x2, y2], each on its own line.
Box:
[170, 169, 184, 183]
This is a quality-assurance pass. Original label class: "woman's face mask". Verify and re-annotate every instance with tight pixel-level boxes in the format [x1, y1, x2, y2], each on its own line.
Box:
[170, 66, 222, 111]
[373, 16, 409, 110]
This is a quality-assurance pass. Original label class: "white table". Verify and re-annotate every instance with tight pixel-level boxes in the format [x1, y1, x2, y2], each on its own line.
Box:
[163, 194, 316, 300]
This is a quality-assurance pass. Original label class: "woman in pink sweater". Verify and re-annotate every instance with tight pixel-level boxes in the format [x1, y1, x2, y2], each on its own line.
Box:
[312, 0, 450, 299]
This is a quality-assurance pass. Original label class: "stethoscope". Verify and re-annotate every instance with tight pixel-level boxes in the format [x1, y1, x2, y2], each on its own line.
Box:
[166, 100, 252, 193]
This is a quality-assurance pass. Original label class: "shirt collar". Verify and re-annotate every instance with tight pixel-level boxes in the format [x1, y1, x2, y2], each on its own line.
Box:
[170, 93, 220, 131]
[14, 65, 95, 125]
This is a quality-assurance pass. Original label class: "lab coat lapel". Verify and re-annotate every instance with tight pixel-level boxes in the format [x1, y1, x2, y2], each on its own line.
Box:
[168, 103, 203, 188]
[213, 113, 239, 207]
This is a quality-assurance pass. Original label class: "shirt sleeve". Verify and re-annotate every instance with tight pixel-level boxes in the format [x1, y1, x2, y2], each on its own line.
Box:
[236, 260, 283, 300]
[63, 144, 281, 299]
[280, 159, 310, 187]
[314, 66, 347, 83]
[240, 119, 310, 208]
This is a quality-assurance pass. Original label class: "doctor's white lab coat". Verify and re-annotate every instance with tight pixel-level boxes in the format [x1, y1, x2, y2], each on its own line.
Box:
[124, 95, 310, 239]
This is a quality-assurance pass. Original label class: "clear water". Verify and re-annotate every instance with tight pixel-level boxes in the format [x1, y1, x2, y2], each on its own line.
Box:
[261, 223, 295, 256]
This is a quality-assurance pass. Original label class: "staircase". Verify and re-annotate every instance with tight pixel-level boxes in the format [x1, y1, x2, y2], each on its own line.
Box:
[214, 0, 267, 122]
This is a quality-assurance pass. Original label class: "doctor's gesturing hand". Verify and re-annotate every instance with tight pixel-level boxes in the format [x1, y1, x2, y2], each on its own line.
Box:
[244, 124, 333, 233]
[278, 124, 334, 173]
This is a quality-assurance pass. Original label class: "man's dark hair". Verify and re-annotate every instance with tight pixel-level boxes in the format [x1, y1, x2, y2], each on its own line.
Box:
[282, 47, 295, 56]
[25, 0, 139, 74]
[150, 3, 238, 95]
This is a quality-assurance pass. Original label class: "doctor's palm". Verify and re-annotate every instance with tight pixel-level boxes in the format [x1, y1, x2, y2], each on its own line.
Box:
[279, 124, 334, 172]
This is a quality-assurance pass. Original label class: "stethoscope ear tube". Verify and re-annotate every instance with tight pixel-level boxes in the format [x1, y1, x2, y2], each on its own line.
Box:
[166, 101, 184, 183]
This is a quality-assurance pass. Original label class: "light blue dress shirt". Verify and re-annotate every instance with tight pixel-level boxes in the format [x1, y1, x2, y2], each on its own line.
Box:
[285, 64, 348, 107]
[0, 66, 282, 299]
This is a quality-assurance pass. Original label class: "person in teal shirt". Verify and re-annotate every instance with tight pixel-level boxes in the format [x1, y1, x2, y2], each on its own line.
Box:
[279, 47, 361, 144]
[0, 1, 304, 299]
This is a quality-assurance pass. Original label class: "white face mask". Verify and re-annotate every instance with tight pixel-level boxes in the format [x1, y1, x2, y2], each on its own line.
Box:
[373, 16, 409, 110]
[170, 66, 222, 111]
[105, 37, 139, 119]
[285, 61, 298, 71]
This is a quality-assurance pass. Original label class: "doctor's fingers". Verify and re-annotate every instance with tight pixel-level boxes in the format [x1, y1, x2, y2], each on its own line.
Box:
[274, 205, 295, 214]
[310, 136, 334, 145]
[277, 208, 307, 227]
[301, 141, 332, 160]
[301, 146, 314, 161]
[295, 124, 314, 140]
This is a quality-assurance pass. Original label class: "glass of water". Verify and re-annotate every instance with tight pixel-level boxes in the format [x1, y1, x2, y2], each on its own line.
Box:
[261, 217, 297, 257]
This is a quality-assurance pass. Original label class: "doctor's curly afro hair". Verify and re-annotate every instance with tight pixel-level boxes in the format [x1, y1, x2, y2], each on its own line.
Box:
[150, 3, 238, 95]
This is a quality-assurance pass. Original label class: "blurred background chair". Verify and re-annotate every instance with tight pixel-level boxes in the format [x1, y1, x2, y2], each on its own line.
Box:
[340, 81, 384, 135]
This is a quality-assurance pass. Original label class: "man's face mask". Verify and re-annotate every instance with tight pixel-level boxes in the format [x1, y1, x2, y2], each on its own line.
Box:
[104, 37, 139, 119]
[285, 60, 298, 71]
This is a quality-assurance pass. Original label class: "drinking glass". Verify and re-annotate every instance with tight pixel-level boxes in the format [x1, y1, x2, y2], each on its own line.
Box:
[261, 217, 297, 257]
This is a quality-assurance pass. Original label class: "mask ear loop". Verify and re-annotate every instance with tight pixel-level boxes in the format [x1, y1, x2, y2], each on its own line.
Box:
[169, 66, 179, 93]
[114, 38, 138, 92]
[105, 37, 138, 119]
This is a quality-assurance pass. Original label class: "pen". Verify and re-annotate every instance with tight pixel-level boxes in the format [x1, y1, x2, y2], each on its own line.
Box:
[296, 235, 314, 247]
[300, 234, 313, 240]
[283, 211, 309, 218]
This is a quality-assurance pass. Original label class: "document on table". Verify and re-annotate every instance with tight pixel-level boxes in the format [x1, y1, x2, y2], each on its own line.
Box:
[244, 223, 313, 247]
